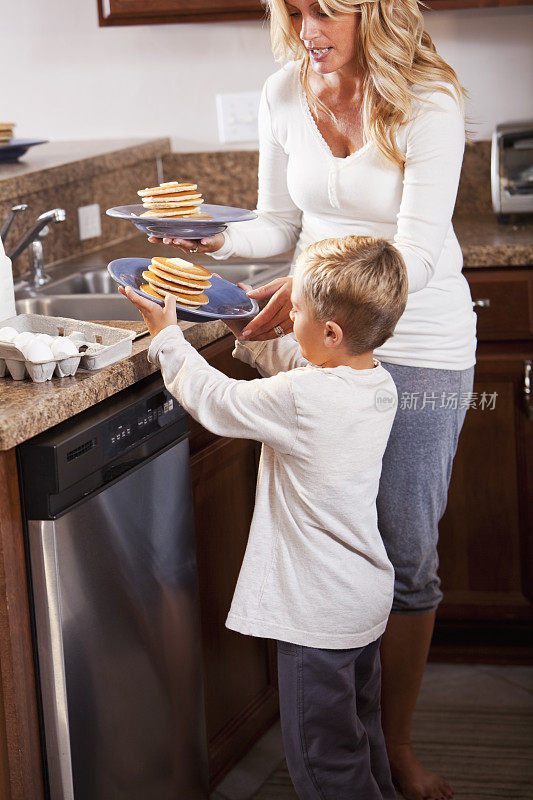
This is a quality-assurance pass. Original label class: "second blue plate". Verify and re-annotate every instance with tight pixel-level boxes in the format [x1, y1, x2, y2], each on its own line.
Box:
[106, 203, 257, 240]
[108, 257, 259, 323]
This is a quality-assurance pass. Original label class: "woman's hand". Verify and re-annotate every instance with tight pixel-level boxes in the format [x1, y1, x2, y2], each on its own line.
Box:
[147, 233, 225, 256]
[118, 285, 177, 339]
[239, 276, 294, 341]
[223, 283, 253, 338]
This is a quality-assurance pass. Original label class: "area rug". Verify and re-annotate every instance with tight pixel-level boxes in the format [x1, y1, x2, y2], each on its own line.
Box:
[252, 706, 533, 800]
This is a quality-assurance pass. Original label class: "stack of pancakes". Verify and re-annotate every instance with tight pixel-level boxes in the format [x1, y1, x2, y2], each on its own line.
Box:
[137, 181, 209, 218]
[140, 257, 212, 308]
[0, 123, 15, 143]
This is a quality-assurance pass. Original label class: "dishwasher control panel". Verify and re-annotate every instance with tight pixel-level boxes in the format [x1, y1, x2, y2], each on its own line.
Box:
[18, 375, 188, 520]
[104, 391, 177, 459]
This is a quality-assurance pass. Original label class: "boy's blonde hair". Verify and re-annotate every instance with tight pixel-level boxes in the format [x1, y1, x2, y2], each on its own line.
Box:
[295, 235, 408, 355]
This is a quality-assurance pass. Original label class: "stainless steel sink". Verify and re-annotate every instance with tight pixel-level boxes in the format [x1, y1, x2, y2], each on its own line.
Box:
[210, 262, 286, 287]
[15, 295, 144, 321]
[37, 270, 118, 295]
[14, 263, 290, 322]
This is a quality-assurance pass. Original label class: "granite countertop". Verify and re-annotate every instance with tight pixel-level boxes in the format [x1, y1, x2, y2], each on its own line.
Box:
[0, 138, 171, 202]
[0, 317, 230, 451]
[455, 215, 533, 267]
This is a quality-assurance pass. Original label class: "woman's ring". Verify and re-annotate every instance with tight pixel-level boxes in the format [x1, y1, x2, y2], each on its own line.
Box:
[274, 325, 285, 338]
[190, 246, 199, 253]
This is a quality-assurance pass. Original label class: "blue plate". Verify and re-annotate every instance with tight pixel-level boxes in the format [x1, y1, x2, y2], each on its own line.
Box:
[0, 139, 48, 162]
[108, 257, 259, 323]
[106, 203, 257, 240]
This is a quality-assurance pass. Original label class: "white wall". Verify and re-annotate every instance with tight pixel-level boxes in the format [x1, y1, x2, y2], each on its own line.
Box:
[2, 0, 532, 149]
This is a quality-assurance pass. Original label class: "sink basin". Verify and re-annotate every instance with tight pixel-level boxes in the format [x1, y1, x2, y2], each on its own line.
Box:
[15, 296, 143, 322]
[210, 262, 288, 286]
[38, 270, 117, 295]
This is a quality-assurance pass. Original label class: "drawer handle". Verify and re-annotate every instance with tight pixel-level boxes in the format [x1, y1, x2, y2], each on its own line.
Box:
[524, 360, 533, 421]
[472, 298, 491, 308]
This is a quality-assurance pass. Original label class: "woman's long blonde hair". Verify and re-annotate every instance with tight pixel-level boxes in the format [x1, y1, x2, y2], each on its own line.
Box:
[266, 0, 466, 167]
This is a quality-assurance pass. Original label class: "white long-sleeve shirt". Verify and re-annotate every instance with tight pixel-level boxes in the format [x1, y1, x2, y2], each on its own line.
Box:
[148, 326, 396, 649]
[211, 62, 477, 371]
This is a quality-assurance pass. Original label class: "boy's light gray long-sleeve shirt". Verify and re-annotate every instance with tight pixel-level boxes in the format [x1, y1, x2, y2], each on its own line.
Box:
[148, 326, 397, 649]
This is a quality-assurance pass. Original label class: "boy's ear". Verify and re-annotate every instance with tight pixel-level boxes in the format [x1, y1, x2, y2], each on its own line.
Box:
[323, 320, 344, 348]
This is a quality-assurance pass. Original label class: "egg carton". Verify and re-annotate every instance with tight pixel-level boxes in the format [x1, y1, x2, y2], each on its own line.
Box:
[0, 314, 136, 383]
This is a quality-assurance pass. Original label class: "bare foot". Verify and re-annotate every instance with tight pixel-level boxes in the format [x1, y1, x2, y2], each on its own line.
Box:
[387, 742, 453, 800]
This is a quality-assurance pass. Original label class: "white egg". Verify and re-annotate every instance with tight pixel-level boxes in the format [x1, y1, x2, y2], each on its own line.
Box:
[21, 340, 54, 362]
[35, 333, 55, 345]
[51, 338, 79, 358]
[0, 326, 19, 342]
[67, 331, 85, 342]
[13, 331, 36, 349]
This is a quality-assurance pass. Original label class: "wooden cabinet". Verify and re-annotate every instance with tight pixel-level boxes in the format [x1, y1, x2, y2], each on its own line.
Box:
[97, 0, 532, 26]
[0, 450, 44, 800]
[190, 335, 278, 787]
[435, 267, 533, 662]
[98, 0, 265, 25]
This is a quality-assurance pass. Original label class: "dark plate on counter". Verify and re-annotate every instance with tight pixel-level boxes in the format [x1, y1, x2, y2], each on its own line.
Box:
[106, 203, 257, 240]
[107, 257, 259, 323]
[0, 139, 48, 162]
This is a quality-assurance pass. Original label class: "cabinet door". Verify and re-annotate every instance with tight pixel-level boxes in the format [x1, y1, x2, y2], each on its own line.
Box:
[98, 0, 264, 25]
[467, 269, 533, 341]
[191, 435, 278, 785]
[189, 336, 278, 785]
[438, 353, 533, 623]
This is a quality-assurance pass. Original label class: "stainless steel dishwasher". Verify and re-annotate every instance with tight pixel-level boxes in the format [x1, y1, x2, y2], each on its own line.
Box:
[17, 374, 208, 800]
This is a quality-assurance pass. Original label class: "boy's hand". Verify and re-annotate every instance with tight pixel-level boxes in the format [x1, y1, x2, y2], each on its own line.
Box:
[119, 285, 177, 338]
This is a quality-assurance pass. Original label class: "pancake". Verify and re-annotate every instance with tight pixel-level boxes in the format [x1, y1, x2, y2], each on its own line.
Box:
[151, 257, 212, 280]
[140, 282, 205, 308]
[140, 283, 165, 299]
[138, 181, 197, 197]
[0, 122, 15, 142]
[141, 192, 203, 204]
[140, 208, 202, 218]
[142, 278, 209, 307]
[142, 270, 211, 300]
[142, 202, 204, 212]
[148, 262, 211, 291]
[142, 199, 204, 211]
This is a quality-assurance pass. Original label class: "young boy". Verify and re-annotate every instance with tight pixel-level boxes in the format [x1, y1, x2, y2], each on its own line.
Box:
[122, 234, 408, 800]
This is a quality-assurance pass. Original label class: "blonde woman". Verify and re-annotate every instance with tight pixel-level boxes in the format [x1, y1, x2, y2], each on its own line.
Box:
[156, 1, 476, 798]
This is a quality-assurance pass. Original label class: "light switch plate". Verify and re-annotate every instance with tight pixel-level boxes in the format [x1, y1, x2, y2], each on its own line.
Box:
[78, 203, 102, 240]
[216, 91, 261, 144]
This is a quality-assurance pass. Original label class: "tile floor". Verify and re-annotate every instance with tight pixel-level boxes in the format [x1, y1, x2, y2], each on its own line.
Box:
[210, 663, 533, 800]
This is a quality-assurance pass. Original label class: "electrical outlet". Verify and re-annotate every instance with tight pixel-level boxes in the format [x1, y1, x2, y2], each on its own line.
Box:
[78, 204, 102, 241]
[216, 91, 261, 144]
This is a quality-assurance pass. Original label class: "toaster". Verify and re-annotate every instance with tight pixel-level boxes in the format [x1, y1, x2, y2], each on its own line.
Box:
[491, 121, 533, 221]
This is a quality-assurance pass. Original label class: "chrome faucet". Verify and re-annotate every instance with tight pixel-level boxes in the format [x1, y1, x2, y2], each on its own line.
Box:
[8, 208, 66, 287]
[0, 203, 28, 242]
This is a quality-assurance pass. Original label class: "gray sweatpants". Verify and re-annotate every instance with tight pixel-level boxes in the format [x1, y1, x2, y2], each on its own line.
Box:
[277, 637, 396, 800]
[377, 363, 475, 613]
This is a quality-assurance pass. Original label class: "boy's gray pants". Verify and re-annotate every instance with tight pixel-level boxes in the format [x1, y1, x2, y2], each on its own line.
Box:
[277, 637, 396, 800]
